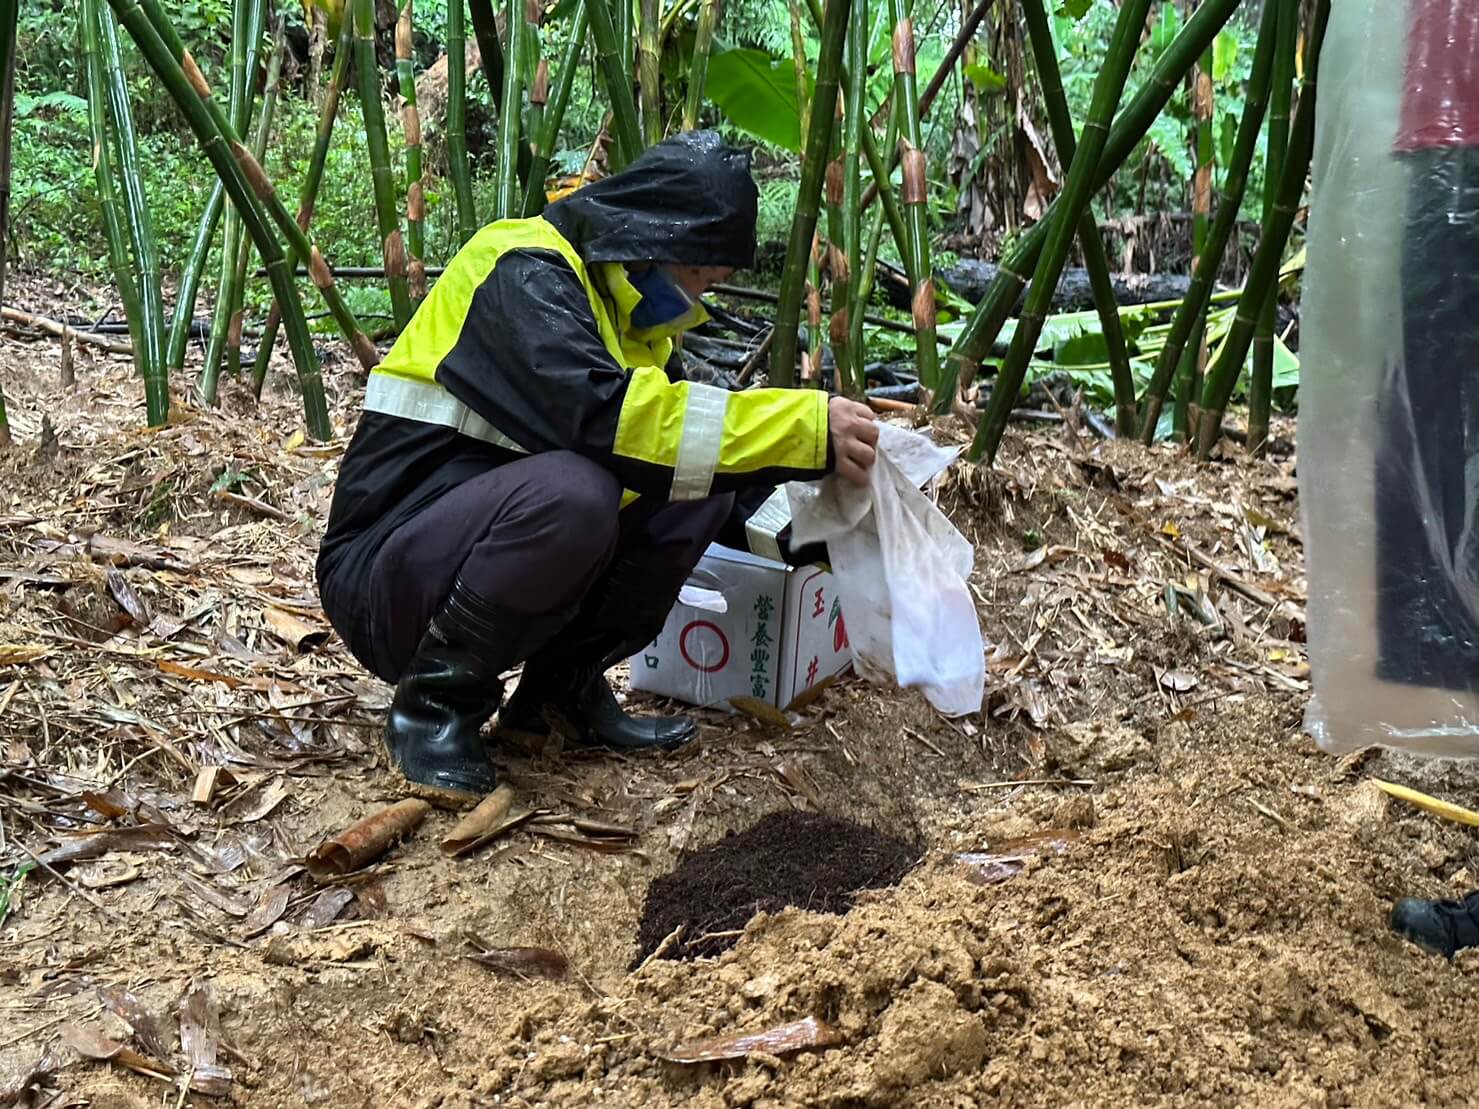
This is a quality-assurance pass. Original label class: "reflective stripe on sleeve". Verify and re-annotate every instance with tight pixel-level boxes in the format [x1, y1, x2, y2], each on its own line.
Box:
[364, 373, 528, 455]
[744, 486, 791, 563]
[668, 381, 731, 501]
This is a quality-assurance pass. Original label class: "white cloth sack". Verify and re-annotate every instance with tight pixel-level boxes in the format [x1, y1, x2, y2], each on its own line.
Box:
[787, 424, 984, 716]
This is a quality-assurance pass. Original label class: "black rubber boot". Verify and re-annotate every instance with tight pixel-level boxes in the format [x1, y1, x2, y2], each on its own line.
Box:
[385, 579, 573, 806]
[1389, 891, 1479, 959]
[498, 560, 696, 752]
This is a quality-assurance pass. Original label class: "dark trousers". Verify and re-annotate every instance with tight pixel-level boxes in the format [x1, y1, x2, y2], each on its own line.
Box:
[363, 451, 733, 682]
[1376, 146, 1479, 688]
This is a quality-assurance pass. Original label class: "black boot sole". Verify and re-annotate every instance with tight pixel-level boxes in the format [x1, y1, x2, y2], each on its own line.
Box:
[493, 707, 693, 753]
[388, 766, 490, 811]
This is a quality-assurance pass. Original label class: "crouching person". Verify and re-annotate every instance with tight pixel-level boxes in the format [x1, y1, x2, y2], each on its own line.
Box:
[316, 132, 879, 806]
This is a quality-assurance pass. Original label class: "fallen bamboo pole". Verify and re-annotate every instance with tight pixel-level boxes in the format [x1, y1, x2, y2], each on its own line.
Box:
[2, 306, 134, 355]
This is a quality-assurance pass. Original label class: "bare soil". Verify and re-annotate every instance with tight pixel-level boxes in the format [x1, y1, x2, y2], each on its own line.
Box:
[4, 284, 1479, 1108]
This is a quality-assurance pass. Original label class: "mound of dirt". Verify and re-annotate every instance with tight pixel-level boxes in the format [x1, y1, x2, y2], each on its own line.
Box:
[636, 811, 921, 963]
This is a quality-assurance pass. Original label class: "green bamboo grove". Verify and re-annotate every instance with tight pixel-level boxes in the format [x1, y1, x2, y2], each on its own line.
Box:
[0, 0, 1318, 454]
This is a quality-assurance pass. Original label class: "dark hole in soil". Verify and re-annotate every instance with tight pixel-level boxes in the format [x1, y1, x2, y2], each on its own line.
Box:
[634, 810, 921, 966]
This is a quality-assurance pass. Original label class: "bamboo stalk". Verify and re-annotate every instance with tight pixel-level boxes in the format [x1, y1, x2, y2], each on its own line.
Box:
[859, 0, 996, 214]
[166, 188, 222, 372]
[167, 0, 262, 385]
[396, 0, 427, 299]
[837, 0, 866, 395]
[203, 0, 264, 394]
[523, 0, 589, 216]
[638, 0, 661, 145]
[354, 0, 414, 328]
[1022, 0, 1135, 434]
[164, 0, 262, 378]
[825, 102, 853, 394]
[494, 0, 528, 217]
[849, 101, 897, 388]
[939, 0, 1240, 410]
[234, 14, 286, 379]
[787, 1, 818, 381]
[853, 100, 899, 335]
[108, 0, 332, 440]
[1139, 0, 1279, 443]
[803, 0, 911, 299]
[466, 0, 505, 97]
[527, 55, 549, 176]
[97, 0, 168, 424]
[446, 0, 477, 243]
[527, 1, 550, 169]
[1247, 0, 1296, 456]
[209, 13, 286, 404]
[1172, 23, 1215, 441]
[0, 0, 13, 447]
[82, 0, 147, 387]
[770, 0, 851, 387]
[1197, 0, 1328, 459]
[683, 0, 721, 130]
[614, 0, 632, 87]
[968, 0, 1151, 464]
[887, 0, 938, 395]
[467, 0, 536, 187]
[587, 0, 643, 167]
[252, 15, 355, 396]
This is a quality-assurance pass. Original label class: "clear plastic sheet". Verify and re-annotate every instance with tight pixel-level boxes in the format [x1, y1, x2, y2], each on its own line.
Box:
[1302, 0, 1479, 755]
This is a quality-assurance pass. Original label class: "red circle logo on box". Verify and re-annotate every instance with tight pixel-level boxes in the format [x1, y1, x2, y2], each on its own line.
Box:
[679, 620, 730, 673]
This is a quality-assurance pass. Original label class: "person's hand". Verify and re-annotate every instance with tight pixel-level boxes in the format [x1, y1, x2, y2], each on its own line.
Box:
[828, 396, 879, 486]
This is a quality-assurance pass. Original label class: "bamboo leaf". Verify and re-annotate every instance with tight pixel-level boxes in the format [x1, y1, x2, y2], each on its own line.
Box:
[1217, 110, 1236, 168]
[1150, 2, 1180, 57]
[962, 62, 1004, 93]
[704, 45, 801, 151]
[1212, 28, 1238, 82]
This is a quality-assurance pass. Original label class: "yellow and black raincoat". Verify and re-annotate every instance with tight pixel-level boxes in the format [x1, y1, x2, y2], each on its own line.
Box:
[318, 133, 830, 660]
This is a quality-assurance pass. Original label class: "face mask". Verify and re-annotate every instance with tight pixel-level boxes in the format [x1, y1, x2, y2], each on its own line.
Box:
[626, 265, 709, 340]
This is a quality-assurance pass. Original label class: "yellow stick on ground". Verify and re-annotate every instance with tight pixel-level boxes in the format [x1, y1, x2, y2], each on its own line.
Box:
[1372, 779, 1479, 829]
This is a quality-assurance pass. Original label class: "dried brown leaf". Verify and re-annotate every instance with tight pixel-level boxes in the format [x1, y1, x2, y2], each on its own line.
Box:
[466, 945, 569, 980]
[86, 534, 185, 571]
[215, 489, 293, 523]
[179, 985, 233, 1097]
[569, 817, 638, 840]
[76, 859, 141, 889]
[37, 823, 178, 870]
[305, 799, 431, 880]
[728, 696, 791, 729]
[243, 883, 292, 938]
[104, 567, 151, 626]
[98, 986, 170, 1060]
[79, 790, 133, 820]
[0, 1044, 65, 1105]
[61, 1021, 176, 1080]
[531, 829, 642, 855]
[300, 887, 355, 929]
[1159, 669, 1199, 693]
[181, 873, 252, 918]
[440, 784, 516, 856]
[224, 776, 290, 825]
[192, 766, 238, 807]
[158, 659, 244, 689]
[664, 1016, 842, 1064]
[262, 606, 329, 653]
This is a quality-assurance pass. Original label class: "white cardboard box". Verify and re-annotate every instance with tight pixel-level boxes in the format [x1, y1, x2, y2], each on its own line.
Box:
[628, 544, 852, 710]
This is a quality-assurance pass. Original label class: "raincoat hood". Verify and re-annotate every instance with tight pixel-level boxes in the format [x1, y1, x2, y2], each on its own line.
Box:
[543, 131, 759, 270]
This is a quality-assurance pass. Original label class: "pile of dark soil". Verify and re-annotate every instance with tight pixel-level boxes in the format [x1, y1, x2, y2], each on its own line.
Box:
[635, 810, 921, 964]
